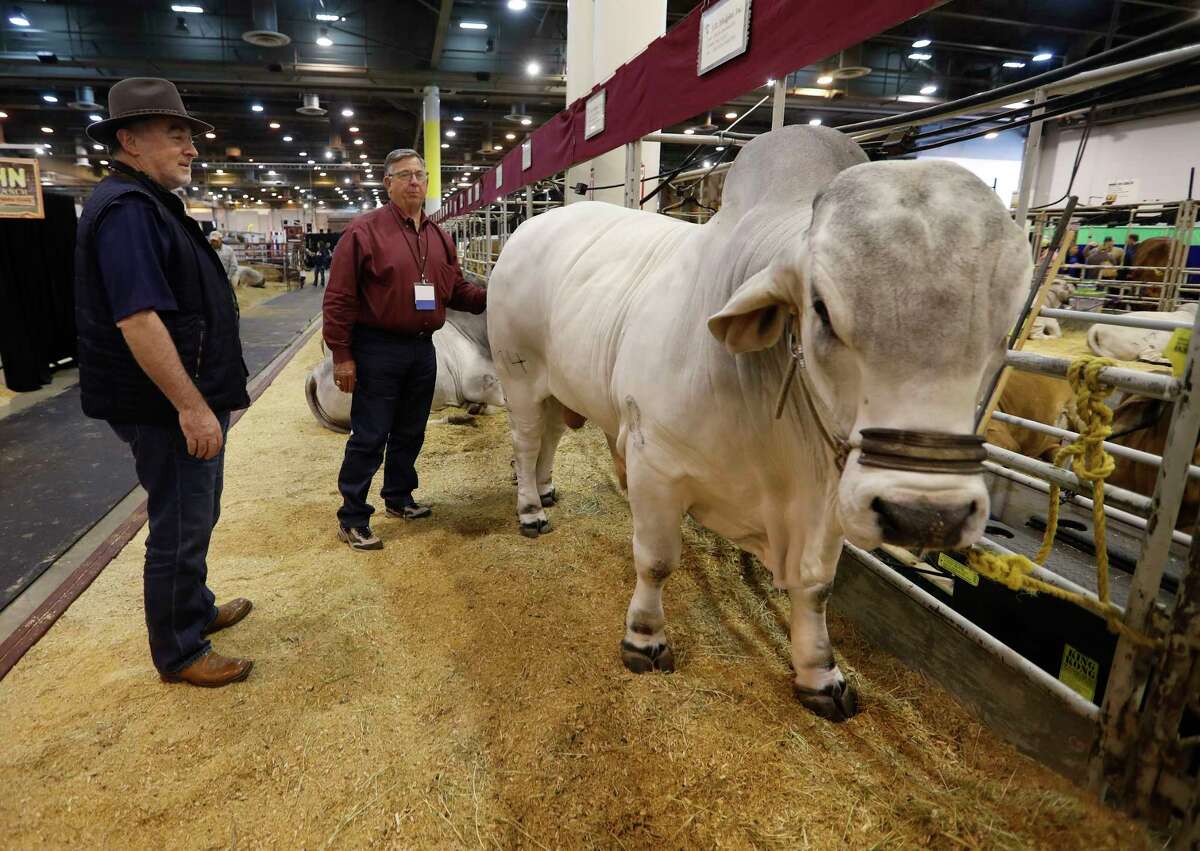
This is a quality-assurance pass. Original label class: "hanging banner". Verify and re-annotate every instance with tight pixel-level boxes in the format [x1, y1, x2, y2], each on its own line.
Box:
[0, 158, 45, 219]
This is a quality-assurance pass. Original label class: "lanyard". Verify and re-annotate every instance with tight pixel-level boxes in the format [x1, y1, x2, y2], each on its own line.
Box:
[390, 204, 428, 282]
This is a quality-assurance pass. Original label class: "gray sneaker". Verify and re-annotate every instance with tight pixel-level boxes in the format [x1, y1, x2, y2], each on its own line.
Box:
[338, 525, 382, 550]
[386, 502, 432, 520]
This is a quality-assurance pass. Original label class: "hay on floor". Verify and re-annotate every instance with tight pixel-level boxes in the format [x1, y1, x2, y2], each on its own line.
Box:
[0, 332, 1153, 849]
[1024, 327, 1172, 376]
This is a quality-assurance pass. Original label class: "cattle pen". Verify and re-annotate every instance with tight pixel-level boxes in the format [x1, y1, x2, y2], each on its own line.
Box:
[436, 34, 1200, 845]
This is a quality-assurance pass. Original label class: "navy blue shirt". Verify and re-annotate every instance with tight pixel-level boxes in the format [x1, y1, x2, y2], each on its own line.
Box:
[95, 195, 179, 321]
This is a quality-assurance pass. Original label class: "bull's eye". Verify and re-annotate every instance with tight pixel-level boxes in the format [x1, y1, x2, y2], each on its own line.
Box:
[812, 298, 831, 328]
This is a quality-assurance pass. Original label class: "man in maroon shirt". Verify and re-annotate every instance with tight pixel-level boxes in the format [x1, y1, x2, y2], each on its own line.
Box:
[322, 148, 487, 549]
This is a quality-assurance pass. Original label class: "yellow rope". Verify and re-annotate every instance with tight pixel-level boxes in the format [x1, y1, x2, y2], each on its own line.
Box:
[967, 356, 1160, 649]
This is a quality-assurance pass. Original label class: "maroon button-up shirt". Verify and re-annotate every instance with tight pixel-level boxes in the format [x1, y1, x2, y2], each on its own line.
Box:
[322, 203, 486, 364]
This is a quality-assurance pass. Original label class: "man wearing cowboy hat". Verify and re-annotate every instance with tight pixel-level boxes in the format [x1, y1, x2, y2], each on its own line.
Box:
[208, 230, 239, 285]
[75, 77, 254, 688]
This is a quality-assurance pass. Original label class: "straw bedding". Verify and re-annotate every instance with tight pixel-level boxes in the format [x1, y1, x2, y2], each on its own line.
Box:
[0, 333, 1152, 849]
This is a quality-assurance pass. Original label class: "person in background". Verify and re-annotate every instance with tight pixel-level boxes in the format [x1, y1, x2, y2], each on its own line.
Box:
[1117, 233, 1139, 281]
[1085, 236, 1115, 282]
[322, 147, 486, 550]
[209, 231, 239, 285]
[76, 77, 253, 688]
[315, 245, 332, 288]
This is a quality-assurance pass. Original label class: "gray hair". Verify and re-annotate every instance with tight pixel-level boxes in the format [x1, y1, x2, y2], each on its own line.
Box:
[384, 148, 426, 176]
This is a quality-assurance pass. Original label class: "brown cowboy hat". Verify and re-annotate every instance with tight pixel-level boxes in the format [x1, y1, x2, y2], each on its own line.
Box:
[87, 77, 213, 147]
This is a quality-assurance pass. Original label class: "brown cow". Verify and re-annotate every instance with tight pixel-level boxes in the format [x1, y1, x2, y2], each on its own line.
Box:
[1125, 237, 1174, 304]
[988, 371, 1074, 461]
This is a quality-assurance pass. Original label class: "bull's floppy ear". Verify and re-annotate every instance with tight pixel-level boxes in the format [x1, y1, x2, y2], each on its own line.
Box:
[707, 265, 795, 354]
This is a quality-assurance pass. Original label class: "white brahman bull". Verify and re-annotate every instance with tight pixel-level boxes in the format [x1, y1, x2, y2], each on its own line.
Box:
[487, 126, 1030, 721]
[306, 310, 506, 432]
[1087, 303, 1196, 362]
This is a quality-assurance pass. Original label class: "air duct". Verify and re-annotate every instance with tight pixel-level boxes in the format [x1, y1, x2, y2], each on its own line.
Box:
[242, 0, 291, 47]
[69, 86, 101, 111]
[297, 92, 327, 116]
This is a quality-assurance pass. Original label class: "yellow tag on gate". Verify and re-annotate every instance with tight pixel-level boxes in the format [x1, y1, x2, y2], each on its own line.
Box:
[1166, 329, 1192, 377]
[938, 553, 979, 586]
[1059, 644, 1099, 702]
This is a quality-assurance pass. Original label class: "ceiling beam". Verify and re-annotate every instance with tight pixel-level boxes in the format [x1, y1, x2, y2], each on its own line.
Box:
[430, 0, 456, 71]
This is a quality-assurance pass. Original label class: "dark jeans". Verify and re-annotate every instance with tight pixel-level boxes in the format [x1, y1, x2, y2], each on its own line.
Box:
[315, 267, 327, 287]
[336, 326, 437, 528]
[110, 413, 229, 674]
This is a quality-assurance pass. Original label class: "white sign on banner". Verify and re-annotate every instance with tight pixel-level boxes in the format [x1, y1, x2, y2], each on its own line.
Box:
[585, 89, 606, 140]
[698, 0, 751, 75]
[1105, 178, 1139, 204]
[496, 164, 504, 188]
[521, 138, 532, 171]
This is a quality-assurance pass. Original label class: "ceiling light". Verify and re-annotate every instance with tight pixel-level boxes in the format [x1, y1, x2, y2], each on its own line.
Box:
[315, 13, 342, 22]
[1003, 60, 1026, 69]
[492, 144, 502, 151]
[9, 9, 30, 26]
[1003, 100, 1031, 109]
[267, 170, 276, 175]
[724, 112, 738, 120]
[325, 150, 334, 159]
[920, 84, 938, 95]
[40, 126, 53, 134]
[348, 125, 360, 133]
[92, 143, 104, 151]
[319, 171, 327, 176]
[505, 132, 516, 140]
[269, 121, 281, 129]
[42, 94, 58, 103]
[343, 177, 350, 184]
[204, 131, 216, 139]
[359, 153, 367, 158]
[473, 166, 481, 171]
[765, 79, 774, 87]
[715, 145, 725, 151]
[452, 115, 464, 123]
[251, 104, 264, 112]
[441, 143, 450, 149]
[816, 74, 833, 85]
[459, 21, 488, 30]
[683, 128, 695, 135]
[215, 168, 223, 174]
[341, 107, 354, 117]
[526, 61, 541, 76]
[1032, 52, 1053, 62]
[808, 118, 822, 126]
[507, 0, 528, 9]
[908, 52, 932, 61]
[702, 160, 711, 169]
[316, 29, 333, 47]
[171, 4, 204, 12]
[912, 38, 932, 48]
[520, 117, 532, 126]
[985, 132, 999, 139]
[445, 129, 456, 138]
[87, 113, 102, 122]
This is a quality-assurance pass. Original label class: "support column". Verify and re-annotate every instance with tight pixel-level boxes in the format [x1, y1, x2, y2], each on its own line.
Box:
[771, 77, 787, 130]
[589, 0, 666, 208]
[564, 0, 594, 206]
[1013, 87, 1046, 233]
[422, 85, 442, 216]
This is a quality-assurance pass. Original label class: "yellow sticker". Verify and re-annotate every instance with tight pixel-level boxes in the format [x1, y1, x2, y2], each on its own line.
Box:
[1166, 328, 1192, 378]
[1059, 644, 1099, 702]
[937, 553, 979, 586]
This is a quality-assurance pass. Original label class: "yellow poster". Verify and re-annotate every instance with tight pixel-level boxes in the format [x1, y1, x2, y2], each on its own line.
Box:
[0, 157, 44, 219]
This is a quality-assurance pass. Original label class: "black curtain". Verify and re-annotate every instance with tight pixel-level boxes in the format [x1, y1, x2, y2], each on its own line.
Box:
[0, 192, 78, 392]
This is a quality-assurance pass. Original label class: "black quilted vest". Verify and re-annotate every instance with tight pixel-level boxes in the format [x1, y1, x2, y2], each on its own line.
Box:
[75, 165, 249, 424]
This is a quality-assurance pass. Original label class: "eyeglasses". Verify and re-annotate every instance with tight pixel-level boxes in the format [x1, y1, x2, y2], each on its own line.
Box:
[386, 169, 427, 182]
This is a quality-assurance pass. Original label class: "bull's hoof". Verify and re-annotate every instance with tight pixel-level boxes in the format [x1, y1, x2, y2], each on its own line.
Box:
[794, 680, 859, 722]
[620, 639, 675, 674]
[540, 488, 558, 508]
[519, 517, 553, 538]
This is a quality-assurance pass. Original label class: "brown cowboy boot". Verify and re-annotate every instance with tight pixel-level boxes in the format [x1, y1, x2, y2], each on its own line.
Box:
[160, 650, 253, 687]
[204, 598, 253, 635]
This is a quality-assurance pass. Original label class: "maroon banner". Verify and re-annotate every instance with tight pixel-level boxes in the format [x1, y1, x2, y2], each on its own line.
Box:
[437, 0, 935, 221]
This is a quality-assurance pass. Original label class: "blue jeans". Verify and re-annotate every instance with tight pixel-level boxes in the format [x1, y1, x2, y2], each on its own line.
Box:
[336, 326, 437, 528]
[315, 267, 327, 287]
[110, 413, 229, 674]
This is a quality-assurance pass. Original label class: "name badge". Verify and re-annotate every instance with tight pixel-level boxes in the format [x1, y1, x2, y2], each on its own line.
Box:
[414, 282, 436, 311]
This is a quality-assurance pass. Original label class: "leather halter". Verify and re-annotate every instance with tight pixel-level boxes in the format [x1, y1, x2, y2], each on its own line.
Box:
[774, 316, 987, 475]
